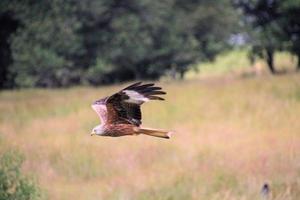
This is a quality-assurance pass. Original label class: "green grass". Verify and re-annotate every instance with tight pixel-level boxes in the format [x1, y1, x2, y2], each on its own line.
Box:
[186, 49, 298, 79]
[0, 51, 300, 199]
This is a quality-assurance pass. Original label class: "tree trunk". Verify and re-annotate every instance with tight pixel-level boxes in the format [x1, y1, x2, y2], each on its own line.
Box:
[266, 48, 276, 74]
[297, 54, 300, 71]
[179, 70, 185, 79]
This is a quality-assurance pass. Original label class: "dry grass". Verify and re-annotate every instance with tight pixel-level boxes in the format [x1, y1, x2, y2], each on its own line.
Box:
[1, 74, 300, 200]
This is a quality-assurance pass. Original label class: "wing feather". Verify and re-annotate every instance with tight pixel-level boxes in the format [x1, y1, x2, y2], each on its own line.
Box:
[105, 82, 166, 125]
[91, 97, 108, 124]
[122, 82, 143, 90]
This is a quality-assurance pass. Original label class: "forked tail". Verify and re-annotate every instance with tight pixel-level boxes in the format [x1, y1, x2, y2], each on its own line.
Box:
[137, 127, 172, 139]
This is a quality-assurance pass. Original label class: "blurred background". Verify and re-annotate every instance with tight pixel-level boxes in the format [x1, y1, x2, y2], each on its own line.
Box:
[0, 0, 299, 200]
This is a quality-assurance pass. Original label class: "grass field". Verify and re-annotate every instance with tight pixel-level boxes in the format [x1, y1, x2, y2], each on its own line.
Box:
[186, 49, 298, 79]
[1, 52, 300, 199]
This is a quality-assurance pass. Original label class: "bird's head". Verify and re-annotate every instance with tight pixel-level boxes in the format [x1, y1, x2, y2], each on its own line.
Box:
[91, 125, 105, 136]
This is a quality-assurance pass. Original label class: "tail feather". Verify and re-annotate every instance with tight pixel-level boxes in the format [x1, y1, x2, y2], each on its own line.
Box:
[137, 127, 172, 139]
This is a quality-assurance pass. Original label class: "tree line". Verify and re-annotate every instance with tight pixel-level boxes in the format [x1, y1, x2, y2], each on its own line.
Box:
[0, 0, 299, 88]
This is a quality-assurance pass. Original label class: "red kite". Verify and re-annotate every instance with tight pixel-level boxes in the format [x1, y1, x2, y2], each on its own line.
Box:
[91, 82, 172, 139]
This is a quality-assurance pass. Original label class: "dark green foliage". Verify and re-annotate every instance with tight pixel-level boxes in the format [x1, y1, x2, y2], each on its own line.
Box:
[0, 12, 18, 88]
[0, 0, 237, 88]
[0, 0, 82, 88]
[280, 0, 300, 70]
[75, 0, 237, 82]
[0, 150, 45, 200]
[236, 0, 300, 73]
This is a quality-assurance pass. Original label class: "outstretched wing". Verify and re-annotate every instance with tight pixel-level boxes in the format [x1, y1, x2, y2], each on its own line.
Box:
[91, 97, 109, 124]
[106, 82, 166, 126]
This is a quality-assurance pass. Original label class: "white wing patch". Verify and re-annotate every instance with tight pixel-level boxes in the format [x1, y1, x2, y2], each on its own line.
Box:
[91, 104, 107, 123]
[123, 90, 149, 104]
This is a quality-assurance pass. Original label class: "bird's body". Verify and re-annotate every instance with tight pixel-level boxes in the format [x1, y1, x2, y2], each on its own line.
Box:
[94, 123, 137, 137]
[91, 82, 171, 139]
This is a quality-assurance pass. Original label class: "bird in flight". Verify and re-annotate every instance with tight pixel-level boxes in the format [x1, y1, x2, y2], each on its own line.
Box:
[91, 82, 172, 139]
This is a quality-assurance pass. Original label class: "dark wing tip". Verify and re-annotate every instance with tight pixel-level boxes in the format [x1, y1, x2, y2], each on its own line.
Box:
[122, 82, 142, 90]
[121, 82, 167, 101]
[148, 96, 165, 100]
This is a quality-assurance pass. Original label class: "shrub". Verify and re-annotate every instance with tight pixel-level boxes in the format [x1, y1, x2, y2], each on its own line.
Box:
[0, 150, 46, 200]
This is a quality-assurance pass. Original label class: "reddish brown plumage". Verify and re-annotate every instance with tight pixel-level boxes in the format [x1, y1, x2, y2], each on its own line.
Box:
[91, 82, 171, 139]
[101, 124, 171, 139]
[102, 124, 137, 137]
